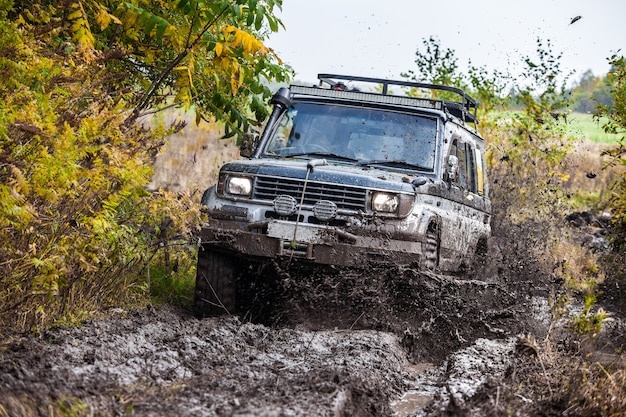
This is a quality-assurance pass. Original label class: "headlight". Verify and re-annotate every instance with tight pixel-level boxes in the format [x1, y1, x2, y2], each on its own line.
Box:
[226, 176, 252, 196]
[372, 192, 399, 213]
[371, 192, 414, 216]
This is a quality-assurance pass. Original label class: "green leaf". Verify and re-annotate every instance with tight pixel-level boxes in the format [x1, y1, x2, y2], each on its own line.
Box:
[254, 7, 264, 30]
[156, 20, 168, 39]
[31, 257, 46, 268]
[146, 15, 159, 35]
[231, 3, 241, 17]
[267, 16, 278, 32]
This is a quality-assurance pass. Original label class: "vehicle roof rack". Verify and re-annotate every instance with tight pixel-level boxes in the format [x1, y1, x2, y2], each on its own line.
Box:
[315, 73, 479, 125]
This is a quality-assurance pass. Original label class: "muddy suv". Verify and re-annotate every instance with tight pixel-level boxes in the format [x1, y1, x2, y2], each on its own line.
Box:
[195, 74, 491, 316]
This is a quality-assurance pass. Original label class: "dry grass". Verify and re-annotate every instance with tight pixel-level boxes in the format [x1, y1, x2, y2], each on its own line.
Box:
[148, 113, 240, 194]
[562, 140, 621, 211]
[568, 363, 626, 416]
[551, 231, 605, 292]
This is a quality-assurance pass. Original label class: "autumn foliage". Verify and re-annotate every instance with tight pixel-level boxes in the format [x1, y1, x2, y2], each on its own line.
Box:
[0, 0, 290, 332]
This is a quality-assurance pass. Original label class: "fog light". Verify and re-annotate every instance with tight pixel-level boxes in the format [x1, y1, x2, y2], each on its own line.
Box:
[313, 200, 337, 221]
[274, 195, 297, 216]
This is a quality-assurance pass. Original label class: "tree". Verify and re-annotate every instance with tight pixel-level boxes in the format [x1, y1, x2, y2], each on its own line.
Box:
[400, 36, 508, 118]
[8, 0, 290, 136]
[401, 36, 465, 89]
[0, 0, 290, 332]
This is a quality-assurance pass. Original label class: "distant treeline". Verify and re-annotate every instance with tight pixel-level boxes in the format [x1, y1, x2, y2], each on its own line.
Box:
[568, 69, 614, 113]
[505, 69, 614, 114]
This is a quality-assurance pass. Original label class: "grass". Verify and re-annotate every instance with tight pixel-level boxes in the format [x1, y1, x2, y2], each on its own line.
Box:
[567, 112, 623, 144]
[148, 264, 196, 308]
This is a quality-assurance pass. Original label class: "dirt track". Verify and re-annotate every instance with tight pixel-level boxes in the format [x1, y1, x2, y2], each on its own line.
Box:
[0, 260, 562, 417]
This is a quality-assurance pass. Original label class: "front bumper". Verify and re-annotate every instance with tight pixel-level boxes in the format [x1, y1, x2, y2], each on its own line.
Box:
[198, 219, 425, 267]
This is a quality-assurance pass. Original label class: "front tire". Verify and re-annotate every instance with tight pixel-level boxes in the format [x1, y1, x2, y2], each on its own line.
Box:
[194, 247, 240, 317]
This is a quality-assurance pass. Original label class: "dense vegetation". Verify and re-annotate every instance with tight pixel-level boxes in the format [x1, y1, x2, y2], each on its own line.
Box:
[0, 0, 290, 332]
[597, 55, 626, 249]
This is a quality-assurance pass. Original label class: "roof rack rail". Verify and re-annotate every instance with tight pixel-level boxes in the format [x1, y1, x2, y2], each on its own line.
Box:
[316, 73, 479, 124]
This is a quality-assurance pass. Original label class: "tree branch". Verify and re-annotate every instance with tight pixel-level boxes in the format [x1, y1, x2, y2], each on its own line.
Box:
[124, 5, 229, 127]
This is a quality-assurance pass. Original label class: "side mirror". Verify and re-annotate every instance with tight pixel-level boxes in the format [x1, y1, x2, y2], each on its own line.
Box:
[239, 133, 257, 158]
[446, 155, 459, 181]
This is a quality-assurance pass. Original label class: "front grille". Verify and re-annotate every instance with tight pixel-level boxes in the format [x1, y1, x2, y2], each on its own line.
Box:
[254, 176, 367, 211]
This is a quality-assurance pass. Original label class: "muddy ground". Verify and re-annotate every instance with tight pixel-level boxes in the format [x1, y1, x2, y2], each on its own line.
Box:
[0, 234, 624, 416]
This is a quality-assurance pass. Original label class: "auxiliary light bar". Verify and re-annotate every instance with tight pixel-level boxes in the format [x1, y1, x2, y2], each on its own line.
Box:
[289, 85, 442, 111]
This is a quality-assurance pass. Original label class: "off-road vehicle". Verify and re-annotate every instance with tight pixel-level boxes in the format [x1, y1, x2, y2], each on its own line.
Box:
[194, 74, 491, 316]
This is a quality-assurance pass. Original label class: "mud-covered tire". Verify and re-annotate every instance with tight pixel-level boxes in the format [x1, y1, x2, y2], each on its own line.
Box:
[194, 247, 240, 317]
[422, 223, 440, 272]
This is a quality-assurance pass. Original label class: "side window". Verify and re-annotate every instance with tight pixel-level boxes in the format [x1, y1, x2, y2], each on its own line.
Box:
[448, 139, 459, 183]
[456, 142, 467, 190]
[450, 139, 470, 191]
[475, 148, 485, 196]
[466, 145, 477, 194]
[450, 139, 481, 194]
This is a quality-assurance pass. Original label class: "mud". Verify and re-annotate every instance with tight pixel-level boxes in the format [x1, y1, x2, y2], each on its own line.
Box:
[0, 255, 562, 417]
[2, 306, 414, 416]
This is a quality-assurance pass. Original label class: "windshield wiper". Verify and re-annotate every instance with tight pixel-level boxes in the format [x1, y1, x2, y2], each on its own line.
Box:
[358, 159, 427, 170]
[286, 152, 360, 163]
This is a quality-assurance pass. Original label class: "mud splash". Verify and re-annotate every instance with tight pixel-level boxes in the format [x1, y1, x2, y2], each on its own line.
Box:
[0, 258, 554, 416]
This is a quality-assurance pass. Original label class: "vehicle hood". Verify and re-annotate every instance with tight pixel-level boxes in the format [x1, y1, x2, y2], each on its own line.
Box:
[220, 158, 429, 193]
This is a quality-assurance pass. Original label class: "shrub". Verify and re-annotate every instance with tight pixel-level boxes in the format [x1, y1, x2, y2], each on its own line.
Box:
[0, 0, 288, 333]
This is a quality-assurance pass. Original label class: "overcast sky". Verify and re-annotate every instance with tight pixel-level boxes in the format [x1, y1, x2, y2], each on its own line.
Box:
[266, 0, 625, 86]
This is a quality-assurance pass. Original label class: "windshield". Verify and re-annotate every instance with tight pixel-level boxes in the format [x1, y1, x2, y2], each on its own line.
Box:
[263, 102, 438, 170]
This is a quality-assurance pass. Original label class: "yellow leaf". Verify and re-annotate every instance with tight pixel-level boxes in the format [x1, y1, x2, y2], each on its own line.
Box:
[9, 165, 29, 194]
[67, 9, 83, 20]
[95, 8, 111, 30]
[175, 65, 194, 92]
[15, 14, 26, 26]
[215, 42, 223, 57]
[222, 25, 267, 56]
[230, 65, 241, 95]
[109, 14, 122, 25]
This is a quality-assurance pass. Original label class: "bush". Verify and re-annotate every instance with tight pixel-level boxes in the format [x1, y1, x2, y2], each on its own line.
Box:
[0, 8, 201, 332]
